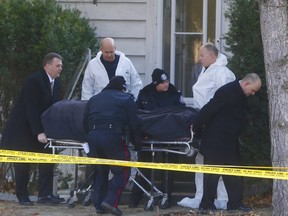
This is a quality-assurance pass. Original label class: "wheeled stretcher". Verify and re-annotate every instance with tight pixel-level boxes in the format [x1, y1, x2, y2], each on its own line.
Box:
[45, 133, 197, 209]
[130, 128, 196, 211]
[45, 139, 91, 208]
[41, 100, 199, 209]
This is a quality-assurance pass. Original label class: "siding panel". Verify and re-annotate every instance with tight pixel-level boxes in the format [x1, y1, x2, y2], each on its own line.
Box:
[90, 20, 145, 38]
[58, 0, 154, 84]
[59, 1, 146, 20]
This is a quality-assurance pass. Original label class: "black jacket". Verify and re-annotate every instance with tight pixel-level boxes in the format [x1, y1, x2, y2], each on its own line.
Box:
[193, 80, 247, 164]
[1, 69, 61, 151]
[136, 83, 185, 110]
[83, 89, 142, 149]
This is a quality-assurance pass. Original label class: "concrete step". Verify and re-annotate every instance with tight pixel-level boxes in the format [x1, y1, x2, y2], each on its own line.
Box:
[119, 180, 196, 206]
[119, 190, 195, 206]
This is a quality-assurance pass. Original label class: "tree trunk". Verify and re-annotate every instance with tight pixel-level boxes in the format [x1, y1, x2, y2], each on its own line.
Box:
[259, 0, 288, 215]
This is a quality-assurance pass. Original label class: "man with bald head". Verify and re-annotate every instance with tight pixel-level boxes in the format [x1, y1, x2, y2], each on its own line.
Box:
[194, 73, 261, 212]
[81, 37, 143, 100]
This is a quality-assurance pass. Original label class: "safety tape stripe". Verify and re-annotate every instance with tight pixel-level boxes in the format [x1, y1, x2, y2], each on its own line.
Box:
[0, 149, 281, 170]
[0, 149, 287, 180]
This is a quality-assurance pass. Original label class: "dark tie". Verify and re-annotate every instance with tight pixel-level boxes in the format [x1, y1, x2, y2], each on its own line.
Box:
[51, 81, 54, 95]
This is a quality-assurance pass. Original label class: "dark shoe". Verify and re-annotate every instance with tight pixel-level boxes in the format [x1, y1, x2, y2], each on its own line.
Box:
[238, 205, 252, 212]
[198, 208, 218, 214]
[101, 202, 122, 216]
[228, 205, 252, 212]
[96, 207, 108, 214]
[128, 193, 142, 208]
[38, 195, 65, 204]
[19, 198, 34, 206]
[128, 202, 138, 208]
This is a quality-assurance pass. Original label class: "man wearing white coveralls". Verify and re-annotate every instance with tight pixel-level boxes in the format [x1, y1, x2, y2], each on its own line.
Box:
[178, 43, 235, 209]
[81, 37, 143, 100]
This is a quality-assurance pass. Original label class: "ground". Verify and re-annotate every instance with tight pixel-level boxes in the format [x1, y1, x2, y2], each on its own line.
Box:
[0, 193, 272, 216]
[0, 201, 272, 216]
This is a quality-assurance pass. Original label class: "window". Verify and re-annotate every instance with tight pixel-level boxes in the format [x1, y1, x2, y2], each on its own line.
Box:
[163, 0, 220, 97]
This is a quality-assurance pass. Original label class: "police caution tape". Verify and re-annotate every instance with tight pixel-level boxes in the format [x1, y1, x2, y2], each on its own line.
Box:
[0, 149, 288, 180]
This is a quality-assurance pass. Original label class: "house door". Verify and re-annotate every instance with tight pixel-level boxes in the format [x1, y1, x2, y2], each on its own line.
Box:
[163, 0, 222, 98]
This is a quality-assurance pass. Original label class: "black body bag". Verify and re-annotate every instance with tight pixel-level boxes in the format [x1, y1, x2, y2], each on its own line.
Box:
[41, 100, 87, 142]
[138, 106, 199, 141]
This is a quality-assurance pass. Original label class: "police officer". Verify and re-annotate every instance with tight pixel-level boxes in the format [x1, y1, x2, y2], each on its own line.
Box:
[136, 68, 185, 110]
[83, 76, 141, 216]
[129, 68, 186, 209]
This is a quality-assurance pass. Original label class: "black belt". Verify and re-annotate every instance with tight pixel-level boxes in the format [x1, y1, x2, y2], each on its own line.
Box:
[89, 123, 124, 132]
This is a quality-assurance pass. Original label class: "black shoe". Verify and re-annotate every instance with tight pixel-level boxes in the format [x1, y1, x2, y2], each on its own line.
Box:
[128, 193, 142, 208]
[101, 202, 122, 216]
[96, 207, 108, 214]
[228, 205, 252, 212]
[19, 198, 34, 206]
[128, 202, 138, 208]
[38, 195, 65, 204]
[238, 205, 252, 212]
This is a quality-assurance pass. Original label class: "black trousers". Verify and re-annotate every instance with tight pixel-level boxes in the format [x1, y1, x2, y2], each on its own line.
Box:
[14, 162, 54, 201]
[200, 157, 243, 210]
[87, 130, 130, 210]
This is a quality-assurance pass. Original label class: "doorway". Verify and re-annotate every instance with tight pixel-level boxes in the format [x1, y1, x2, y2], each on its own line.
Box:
[163, 0, 221, 97]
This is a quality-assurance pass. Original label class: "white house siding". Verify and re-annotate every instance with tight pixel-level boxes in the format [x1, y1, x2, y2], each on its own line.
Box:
[58, 0, 159, 86]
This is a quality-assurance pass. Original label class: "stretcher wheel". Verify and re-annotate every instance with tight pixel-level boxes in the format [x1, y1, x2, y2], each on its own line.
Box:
[67, 197, 76, 208]
[144, 199, 154, 211]
[82, 192, 92, 206]
[158, 197, 170, 209]
[144, 203, 154, 211]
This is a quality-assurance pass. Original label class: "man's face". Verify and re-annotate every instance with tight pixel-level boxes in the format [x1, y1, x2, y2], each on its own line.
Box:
[155, 80, 169, 92]
[46, 58, 62, 79]
[101, 43, 116, 62]
[243, 81, 261, 96]
[199, 46, 215, 68]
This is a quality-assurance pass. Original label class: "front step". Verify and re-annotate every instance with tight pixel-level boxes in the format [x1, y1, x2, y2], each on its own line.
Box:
[119, 179, 196, 206]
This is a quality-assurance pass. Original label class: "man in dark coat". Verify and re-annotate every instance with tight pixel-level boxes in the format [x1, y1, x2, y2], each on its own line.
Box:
[0, 53, 65, 206]
[193, 73, 262, 211]
[83, 76, 141, 216]
[129, 68, 186, 209]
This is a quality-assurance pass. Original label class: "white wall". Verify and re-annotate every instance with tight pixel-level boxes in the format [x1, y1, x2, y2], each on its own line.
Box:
[58, 0, 160, 86]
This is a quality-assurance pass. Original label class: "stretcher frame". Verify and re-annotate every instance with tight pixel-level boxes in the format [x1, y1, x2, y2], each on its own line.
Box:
[45, 139, 91, 208]
[130, 127, 196, 211]
[45, 127, 196, 210]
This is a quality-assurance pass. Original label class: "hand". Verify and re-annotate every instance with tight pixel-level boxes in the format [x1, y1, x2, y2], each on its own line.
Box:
[133, 145, 141, 152]
[38, 133, 48, 144]
[191, 137, 201, 150]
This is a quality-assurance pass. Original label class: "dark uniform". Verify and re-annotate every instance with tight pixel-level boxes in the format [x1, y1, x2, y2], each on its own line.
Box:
[83, 76, 141, 215]
[136, 83, 185, 110]
[130, 68, 185, 208]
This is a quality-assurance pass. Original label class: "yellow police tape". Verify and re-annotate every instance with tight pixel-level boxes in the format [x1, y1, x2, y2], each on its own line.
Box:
[0, 149, 287, 180]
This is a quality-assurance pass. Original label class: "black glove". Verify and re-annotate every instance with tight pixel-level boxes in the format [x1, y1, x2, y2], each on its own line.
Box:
[133, 145, 141, 152]
[191, 137, 201, 150]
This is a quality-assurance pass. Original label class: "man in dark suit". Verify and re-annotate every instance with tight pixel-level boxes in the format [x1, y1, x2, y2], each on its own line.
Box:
[0, 53, 65, 206]
[193, 73, 262, 212]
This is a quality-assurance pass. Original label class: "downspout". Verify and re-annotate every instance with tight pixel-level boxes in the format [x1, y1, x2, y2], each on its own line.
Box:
[156, 0, 164, 68]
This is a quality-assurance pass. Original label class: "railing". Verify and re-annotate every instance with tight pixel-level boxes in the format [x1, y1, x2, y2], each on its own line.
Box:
[64, 48, 92, 100]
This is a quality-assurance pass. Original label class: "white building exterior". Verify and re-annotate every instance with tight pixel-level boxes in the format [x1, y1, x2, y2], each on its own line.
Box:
[58, 0, 230, 103]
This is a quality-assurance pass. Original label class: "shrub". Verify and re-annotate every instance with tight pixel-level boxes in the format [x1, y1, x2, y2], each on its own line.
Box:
[0, 0, 98, 132]
[224, 0, 270, 165]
